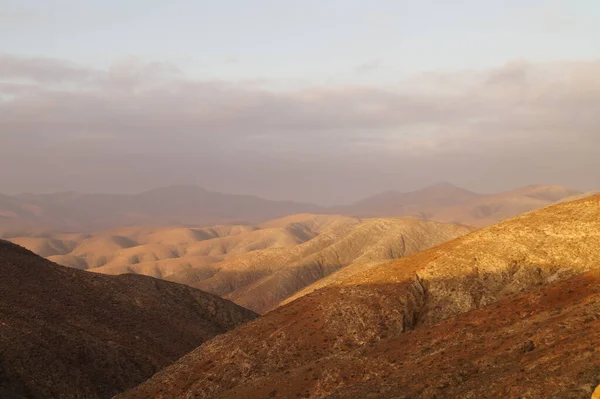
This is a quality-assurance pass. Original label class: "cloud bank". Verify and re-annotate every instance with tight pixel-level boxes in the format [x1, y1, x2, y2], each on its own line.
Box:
[1, 54, 599, 204]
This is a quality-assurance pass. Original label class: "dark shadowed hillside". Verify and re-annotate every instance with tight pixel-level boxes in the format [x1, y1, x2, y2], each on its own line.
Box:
[0, 240, 257, 399]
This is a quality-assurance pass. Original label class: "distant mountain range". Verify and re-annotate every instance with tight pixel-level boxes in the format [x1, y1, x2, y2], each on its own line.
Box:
[0, 183, 595, 234]
[0, 185, 320, 233]
[332, 182, 589, 227]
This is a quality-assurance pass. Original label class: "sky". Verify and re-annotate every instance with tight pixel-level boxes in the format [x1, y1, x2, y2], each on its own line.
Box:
[1, 0, 600, 205]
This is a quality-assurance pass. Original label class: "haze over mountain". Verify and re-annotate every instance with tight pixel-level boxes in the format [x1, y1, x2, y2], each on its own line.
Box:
[0, 185, 320, 232]
[119, 195, 600, 399]
[6, 214, 471, 314]
[0, 240, 257, 399]
[2, 4, 600, 205]
[0, 183, 589, 235]
[2, 55, 600, 205]
[337, 183, 585, 227]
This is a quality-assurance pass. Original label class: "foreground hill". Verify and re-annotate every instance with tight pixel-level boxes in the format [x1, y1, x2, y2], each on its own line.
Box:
[8, 214, 471, 314]
[0, 185, 320, 232]
[119, 195, 600, 399]
[323, 269, 600, 398]
[0, 240, 257, 399]
[336, 183, 583, 227]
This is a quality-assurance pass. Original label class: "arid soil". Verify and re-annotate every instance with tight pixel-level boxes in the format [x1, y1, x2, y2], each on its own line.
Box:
[8, 214, 471, 313]
[119, 195, 600, 399]
[0, 240, 257, 399]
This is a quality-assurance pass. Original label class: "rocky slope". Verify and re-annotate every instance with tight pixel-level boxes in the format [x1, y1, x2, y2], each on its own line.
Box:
[119, 195, 600, 399]
[7, 214, 471, 314]
[0, 240, 257, 399]
[184, 216, 472, 313]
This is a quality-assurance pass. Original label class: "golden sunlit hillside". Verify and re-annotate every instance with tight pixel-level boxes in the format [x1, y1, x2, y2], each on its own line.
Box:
[119, 195, 600, 399]
[8, 213, 472, 314]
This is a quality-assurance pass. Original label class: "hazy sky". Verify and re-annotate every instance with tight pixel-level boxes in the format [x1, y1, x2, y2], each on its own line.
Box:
[1, 0, 600, 204]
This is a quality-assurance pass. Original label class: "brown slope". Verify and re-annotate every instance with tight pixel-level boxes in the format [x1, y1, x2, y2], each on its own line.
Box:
[8, 214, 470, 314]
[221, 270, 600, 399]
[118, 195, 600, 399]
[226, 218, 472, 313]
[559, 190, 600, 203]
[165, 216, 471, 313]
[0, 240, 257, 399]
[322, 269, 600, 398]
[10, 224, 268, 272]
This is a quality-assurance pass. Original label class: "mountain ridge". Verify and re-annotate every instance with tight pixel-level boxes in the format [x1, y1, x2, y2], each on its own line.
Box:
[0, 186, 322, 233]
[118, 194, 600, 399]
[0, 240, 257, 399]
[1, 183, 591, 233]
[336, 183, 585, 227]
[7, 214, 472, 314]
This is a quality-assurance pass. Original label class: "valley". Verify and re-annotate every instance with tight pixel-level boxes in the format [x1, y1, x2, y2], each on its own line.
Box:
[4, 5, 599, 397]
[4, 214, 471, 314]
[1, 186, 599, 398]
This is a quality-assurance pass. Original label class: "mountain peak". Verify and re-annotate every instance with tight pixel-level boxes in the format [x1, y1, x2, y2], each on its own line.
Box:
[428, 181, 461, 189]
[140, 185, 211, 195]
[417, 182, 477, 194]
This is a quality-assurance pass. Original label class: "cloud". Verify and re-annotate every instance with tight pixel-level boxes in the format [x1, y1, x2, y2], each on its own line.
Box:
[1, 55, 599, 202]
[485, 59, 528, 86]
[0, 54, 92, 83]
[2, 55, 598, 144]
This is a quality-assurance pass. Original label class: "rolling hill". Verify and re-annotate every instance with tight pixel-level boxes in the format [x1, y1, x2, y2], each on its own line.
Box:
[6, 214, 472, 314]
[0, 240, 257, 399]
[118, 195, 600, 399]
